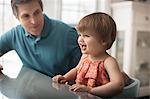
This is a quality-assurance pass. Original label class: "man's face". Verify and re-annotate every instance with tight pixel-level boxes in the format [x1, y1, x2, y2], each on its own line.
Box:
[17, 0, 44, 36]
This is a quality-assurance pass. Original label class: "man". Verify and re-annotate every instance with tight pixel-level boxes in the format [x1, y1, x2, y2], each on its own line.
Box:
[0, 0, 81, 77]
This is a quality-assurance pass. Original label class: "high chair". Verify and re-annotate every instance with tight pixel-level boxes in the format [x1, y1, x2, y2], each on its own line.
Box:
[113, 77, 140, 98]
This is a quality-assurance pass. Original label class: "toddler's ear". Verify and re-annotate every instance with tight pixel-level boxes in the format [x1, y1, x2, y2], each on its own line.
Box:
[102, 40, 107, 46]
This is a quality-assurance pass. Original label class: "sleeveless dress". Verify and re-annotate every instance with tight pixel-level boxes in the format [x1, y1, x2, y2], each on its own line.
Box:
[75, 56, 110, 87]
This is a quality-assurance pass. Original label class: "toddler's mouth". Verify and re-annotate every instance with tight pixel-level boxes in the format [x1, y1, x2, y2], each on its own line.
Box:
[80, 44, 86, 50]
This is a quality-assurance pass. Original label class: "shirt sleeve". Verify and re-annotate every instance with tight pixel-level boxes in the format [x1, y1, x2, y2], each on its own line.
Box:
[66, 27, 81, 68]
[0, 29, 14, 56]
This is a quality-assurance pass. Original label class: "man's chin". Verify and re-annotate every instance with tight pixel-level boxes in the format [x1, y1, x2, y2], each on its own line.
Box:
[30, 31, 41, 36]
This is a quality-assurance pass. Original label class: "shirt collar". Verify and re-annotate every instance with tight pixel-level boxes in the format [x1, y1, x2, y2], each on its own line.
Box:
[25, 32, 31, 37]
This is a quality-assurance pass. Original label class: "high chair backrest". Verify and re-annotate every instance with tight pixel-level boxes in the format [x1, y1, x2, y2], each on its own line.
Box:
[113, 77, 140, 98]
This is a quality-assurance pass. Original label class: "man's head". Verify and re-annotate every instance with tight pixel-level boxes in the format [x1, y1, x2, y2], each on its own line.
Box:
[11, 0, 44, 36]
[11, 0, 43, 17]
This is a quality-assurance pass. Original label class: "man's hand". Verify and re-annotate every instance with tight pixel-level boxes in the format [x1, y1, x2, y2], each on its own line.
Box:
[0, 65, 4, 79]
[0, 64, 3, 71]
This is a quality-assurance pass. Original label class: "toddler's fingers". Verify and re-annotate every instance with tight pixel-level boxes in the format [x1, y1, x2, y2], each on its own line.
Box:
[60, 79, 67, 84]
[52, 75, 60, 82]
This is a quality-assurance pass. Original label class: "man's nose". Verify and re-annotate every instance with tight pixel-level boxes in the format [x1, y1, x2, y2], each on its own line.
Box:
[30, 16, 37, 24]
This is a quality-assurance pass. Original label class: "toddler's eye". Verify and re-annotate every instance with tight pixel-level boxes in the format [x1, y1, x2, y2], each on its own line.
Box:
[84, 35, 90, 37]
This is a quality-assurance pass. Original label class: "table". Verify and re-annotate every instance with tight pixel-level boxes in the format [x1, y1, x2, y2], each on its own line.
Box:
[0, 66, 102, 99]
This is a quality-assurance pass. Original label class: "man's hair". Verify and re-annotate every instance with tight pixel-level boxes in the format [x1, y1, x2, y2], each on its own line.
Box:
[76, 12, 116, 50]
[11, 0, 43, 17]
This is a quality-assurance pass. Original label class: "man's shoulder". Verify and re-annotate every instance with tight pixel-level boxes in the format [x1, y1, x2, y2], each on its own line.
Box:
[4, 25, 26, 40]
[44, 14, 72, 29]
[51, 19, 71, 28]
[8, 24, 24, 33]
[2, 24, 23, 36]
[44, 14, 77, 35]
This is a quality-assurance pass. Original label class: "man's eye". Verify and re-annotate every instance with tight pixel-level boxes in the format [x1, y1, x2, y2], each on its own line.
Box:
[34, 10, 40, 16]
[22, 14, 29, 19]
[78, 34, 81, 36]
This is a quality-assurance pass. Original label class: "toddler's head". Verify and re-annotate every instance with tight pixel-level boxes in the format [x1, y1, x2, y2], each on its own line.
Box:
[76, 12, 116, 50]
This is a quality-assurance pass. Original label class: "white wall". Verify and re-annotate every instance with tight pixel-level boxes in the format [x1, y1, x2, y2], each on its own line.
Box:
[43, 0, 62, 19]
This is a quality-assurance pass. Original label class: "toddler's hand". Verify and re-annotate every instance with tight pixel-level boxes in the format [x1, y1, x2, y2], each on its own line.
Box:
[52, 75, 67, 84]
[52, 82, 64, 90]
[69, 84, 92, 92]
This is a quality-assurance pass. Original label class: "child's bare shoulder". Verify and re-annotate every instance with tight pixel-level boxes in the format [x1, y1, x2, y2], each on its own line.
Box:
[104, 56, 117, 63]
[104, 56, 119, 69]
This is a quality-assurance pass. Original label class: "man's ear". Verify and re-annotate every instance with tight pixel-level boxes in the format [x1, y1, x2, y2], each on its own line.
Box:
[15, 15, 19, 20]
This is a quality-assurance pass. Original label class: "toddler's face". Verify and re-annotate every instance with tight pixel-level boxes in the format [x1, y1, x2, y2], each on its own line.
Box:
[78, 32, 105, 56]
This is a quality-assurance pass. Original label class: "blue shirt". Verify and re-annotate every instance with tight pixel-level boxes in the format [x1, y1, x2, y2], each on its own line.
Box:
[0, 14, 81, 77]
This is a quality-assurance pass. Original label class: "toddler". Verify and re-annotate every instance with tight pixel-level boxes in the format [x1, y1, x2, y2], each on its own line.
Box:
[53, 12, 127, 97]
